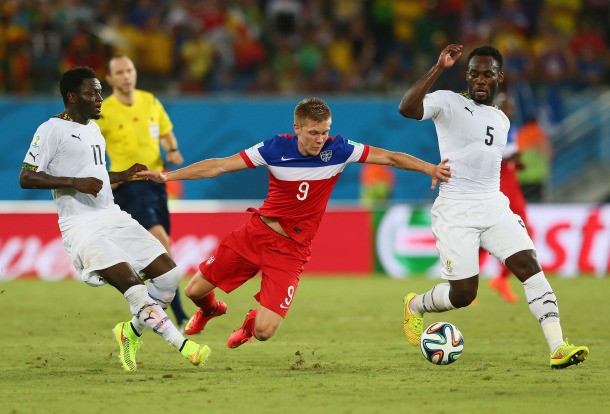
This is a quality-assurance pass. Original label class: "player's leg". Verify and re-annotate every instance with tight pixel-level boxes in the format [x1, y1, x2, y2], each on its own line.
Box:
[227, 306, 284, 348]
[187, 219, 268, 336]
[505, 250, 588, 368]
[182, 271, 227, 335]
[227, 229, 306, 348]
[489, 175, 529, 303]
[484, 198, 588, 368]
[226, 280, 293, 348]
[114, 217, 210, 369]
[403, 197, 481, 346]
[484, 208, 562, 348]
[141, 252, 179, 310]
[114, 181, 190, 328]
[148, 223, 190, 328]
[100, 261, 210, 370]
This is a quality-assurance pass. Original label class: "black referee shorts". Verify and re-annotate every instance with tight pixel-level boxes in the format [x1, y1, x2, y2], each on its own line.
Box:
[112, 180, 171, 234]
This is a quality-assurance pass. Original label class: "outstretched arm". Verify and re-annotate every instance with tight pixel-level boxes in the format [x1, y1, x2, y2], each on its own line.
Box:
[365, 146, 450, 189]
[135, 153, 248, 182]
[398, 44, 463, 120]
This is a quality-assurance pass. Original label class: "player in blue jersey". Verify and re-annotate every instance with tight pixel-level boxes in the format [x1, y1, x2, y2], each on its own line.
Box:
[137, 97, 451, 348]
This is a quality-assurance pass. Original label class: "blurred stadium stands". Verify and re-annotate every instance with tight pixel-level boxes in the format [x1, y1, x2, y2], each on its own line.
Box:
[1, 0, 609, 202]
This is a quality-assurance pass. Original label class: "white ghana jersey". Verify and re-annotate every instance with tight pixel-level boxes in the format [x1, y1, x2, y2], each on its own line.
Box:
[23, 116, 120, 231]
[240, 134, 369, 246]
[421, 90, 509, 198]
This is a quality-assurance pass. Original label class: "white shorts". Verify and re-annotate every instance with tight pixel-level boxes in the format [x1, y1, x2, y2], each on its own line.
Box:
[431, 193, 535, 280]
[62, 211, 167, 286]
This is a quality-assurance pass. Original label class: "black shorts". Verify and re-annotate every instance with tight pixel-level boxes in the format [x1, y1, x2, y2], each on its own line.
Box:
[113, 180, 170, 234]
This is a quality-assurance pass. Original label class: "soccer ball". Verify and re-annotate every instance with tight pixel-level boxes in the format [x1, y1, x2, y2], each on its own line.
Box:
[420, 322, 464, 365]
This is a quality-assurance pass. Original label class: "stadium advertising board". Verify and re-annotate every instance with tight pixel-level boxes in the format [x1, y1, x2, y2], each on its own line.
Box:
[0, 205, 372, 280]
[0, 204, 608, 280]
[376, 204, 610, 278]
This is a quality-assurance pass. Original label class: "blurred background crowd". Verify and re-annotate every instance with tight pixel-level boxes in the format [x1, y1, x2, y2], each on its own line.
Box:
[2, 0, 609, 203]
[1, 0, 609, 123]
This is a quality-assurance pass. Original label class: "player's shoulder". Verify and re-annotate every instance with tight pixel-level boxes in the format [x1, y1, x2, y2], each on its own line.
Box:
[40, 116, 72, 132]
[266, 133, 297, 146]
[34, 118, 58, 135]
[324, 133, 343, 146]
[33, 116, 72, 142]
[249, 133, 294, 153]
[427, 89, 458, 98]
[326, 133, 361, 148]
[425, 89, 464, 107]
[272, 133, 296, 140]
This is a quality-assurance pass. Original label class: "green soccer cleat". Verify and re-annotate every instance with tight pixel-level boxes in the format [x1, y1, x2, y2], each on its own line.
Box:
[402, 293, 423, 346]
[550, 340, 589, 369]
[181, 340, 211, 367]
[113, 322, 141, 372]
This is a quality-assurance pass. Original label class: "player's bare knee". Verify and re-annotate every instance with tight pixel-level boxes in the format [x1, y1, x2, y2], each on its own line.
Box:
[254, 322, 279, 341]
[183, 283, 198, 300]
[506, 250, 541, 281]
[254, 327, 275, 341]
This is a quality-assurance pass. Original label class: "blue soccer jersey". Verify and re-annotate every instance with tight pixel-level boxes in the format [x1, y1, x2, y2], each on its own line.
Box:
[240, 134, 369, 245]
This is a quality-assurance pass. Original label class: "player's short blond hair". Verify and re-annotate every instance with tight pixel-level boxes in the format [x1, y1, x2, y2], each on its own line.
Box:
[294, 98, 331, 126]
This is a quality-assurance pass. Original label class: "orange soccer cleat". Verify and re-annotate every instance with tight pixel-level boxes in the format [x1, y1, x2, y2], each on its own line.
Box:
[489, 276, 518, 304]
[227, 309, 258, 348]
[184, 301, 228, 335]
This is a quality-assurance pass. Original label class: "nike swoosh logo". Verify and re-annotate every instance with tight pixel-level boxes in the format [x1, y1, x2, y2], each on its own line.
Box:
[281, 156, 295, 161]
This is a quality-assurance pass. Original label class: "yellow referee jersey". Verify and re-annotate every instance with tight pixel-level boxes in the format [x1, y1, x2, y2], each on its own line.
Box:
[95, 89, 173, 172]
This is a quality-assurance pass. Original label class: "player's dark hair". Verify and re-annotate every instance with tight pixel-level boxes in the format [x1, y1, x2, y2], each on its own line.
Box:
[59, 67, 98, 105]
[294, 97, 332, 126]
[467, 45, 503, 70]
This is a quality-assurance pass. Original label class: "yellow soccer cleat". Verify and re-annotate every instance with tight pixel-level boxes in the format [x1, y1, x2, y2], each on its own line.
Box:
[550, 340, 589, 369]
[402, 293, 423, 346]
[113, 322, 141, 372]
[181, 340, 211, 367]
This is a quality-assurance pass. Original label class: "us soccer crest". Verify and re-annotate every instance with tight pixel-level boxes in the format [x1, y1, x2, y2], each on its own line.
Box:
[320, 150, 332, 162]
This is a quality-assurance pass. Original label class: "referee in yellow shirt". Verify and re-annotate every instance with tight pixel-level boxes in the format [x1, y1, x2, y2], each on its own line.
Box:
[96, 55, 190, 330]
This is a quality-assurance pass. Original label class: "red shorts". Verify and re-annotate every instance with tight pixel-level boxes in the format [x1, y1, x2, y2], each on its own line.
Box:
[199, 214, 311, 317]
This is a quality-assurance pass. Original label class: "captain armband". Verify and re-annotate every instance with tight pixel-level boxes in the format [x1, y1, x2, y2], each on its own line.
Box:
[22, 163, 38, 171]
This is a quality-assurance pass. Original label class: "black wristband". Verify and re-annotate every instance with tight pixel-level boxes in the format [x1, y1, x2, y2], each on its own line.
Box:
[168, 148, 178, 153]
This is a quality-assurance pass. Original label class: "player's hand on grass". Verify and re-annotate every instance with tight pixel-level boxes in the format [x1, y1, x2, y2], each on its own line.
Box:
[135, 170, 168, 183]
[73, 177, 103, 197]
[430, 158, 451, 189]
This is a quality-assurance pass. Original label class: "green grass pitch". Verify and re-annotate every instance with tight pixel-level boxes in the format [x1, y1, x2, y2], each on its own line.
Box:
[1, 275, 608, 414]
